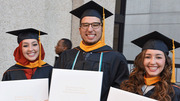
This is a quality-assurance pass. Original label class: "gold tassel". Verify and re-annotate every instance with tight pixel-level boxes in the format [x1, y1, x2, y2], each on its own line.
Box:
[101, 7, 105, 43]
[171, 39, 176, 83]
[38, 30, 42, 67]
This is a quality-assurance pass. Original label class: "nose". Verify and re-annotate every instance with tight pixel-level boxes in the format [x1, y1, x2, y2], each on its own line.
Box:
[28, 45, 33, 51]
[150, 57, 156, 64]
[87, 25, 93, 31]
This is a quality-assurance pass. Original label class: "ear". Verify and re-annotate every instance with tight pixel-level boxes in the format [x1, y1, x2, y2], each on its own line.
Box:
[79, 27, 81, 32]
[63, 47, 68, 51]
[79, 27, 82, 36]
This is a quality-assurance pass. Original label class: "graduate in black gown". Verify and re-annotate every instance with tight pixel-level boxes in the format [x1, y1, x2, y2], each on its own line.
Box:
[54, 1, 129, 101]
[2, 28, 52, 82]
[54, 38, 72, 67]
[120, 31, 180, 101]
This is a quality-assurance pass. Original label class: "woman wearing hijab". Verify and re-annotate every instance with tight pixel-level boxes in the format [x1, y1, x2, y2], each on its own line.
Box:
[2, 28, 52, 81]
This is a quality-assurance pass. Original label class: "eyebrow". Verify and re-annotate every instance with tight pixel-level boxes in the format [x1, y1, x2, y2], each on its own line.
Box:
[81, 22, 101, 23]
[22, 41, 37, 44]
[145, 53, 163, 56]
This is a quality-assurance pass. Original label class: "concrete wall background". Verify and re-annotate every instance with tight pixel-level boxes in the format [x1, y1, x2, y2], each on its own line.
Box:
[124, 0, 180, 62]
[124, 0, 180, 82]
[0, 0, 72, 79]
[0, 0, 115, 80]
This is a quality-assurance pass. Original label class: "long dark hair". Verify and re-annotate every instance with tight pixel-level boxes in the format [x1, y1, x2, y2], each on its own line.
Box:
[120, 50, 175, 101]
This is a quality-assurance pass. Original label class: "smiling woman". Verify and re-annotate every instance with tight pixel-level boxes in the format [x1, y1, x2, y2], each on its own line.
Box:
[144, 49, 166, 78]
[120, 31, 180, 101]
[22, 39, 40, 62]
[2, 28, 52, 82]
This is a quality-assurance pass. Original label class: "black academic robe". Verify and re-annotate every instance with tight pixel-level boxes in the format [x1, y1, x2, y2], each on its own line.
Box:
[2, 63, 52, 82]
[55, 45, 129, 101]
[54, 53, 62, 67]
[144, 84, 180, 101]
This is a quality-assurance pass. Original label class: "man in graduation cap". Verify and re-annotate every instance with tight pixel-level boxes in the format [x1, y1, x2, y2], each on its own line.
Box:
[120, 31, 180, 101]
[2, 28, 52, 85]
[55, 1, 129, 101]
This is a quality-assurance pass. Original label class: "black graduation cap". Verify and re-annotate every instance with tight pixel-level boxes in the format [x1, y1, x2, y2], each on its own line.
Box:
[131, 31, 180, 55]
[6, 28, 47, 44]
[70, 1, 113, 20]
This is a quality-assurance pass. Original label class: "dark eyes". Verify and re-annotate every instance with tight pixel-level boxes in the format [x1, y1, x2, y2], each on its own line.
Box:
[156, 57, 162, 59]
[33, 44, 38, 46]
[22, 43, 38, 47]
[23, 45, 28, 47]
[80, 22, 101, 29]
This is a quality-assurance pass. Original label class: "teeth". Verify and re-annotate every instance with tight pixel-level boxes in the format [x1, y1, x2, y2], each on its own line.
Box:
[28, 53, 35, 56]
[149, 67, 157, 71]
[87, 35, 95, 37]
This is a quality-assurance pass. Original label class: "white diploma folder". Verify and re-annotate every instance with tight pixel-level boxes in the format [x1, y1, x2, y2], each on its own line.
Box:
[0, 78, 48, 101]
[49, 69, 103, 101]
[107, 87, 157, 101]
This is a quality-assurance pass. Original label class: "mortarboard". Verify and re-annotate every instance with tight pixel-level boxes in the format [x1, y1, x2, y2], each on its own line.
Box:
[70, 1, 113, 20]
[131, 31, 180, 83]
[7, 28, 47, 67]
[70, 1, 113, 43]
[131, 31, 180, 55]
[6, 28, 47, 44]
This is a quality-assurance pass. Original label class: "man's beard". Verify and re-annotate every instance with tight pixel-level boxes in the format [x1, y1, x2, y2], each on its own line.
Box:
[82, 39, 99, 45]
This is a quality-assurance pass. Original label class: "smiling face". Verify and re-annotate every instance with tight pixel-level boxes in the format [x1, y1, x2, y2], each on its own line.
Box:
[79, 16, 102, 45]
[144, 49, 166, 78]
[22, 39, 39, 61]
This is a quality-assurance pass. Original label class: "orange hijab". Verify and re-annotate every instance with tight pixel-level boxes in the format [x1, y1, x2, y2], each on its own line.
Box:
[13, 40, 45, 66]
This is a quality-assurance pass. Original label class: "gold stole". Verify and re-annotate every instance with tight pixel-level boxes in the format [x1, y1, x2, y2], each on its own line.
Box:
[80, 41, 106, 52]
[16, 60, 46, 68]
[144, 76, 160, 86]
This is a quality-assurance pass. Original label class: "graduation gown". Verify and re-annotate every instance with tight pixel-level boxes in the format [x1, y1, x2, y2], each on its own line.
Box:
[143, 84, 180, 101]
[54, 53, 62, 67]
[55, 45, 129, 101]
[2, 63, 52, 81]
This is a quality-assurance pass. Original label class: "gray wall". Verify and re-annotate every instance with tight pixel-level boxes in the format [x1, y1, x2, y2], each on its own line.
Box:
[124, 0, 180, 82]
[0, 0, 115, 79]
[0, 0, 72, 79]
